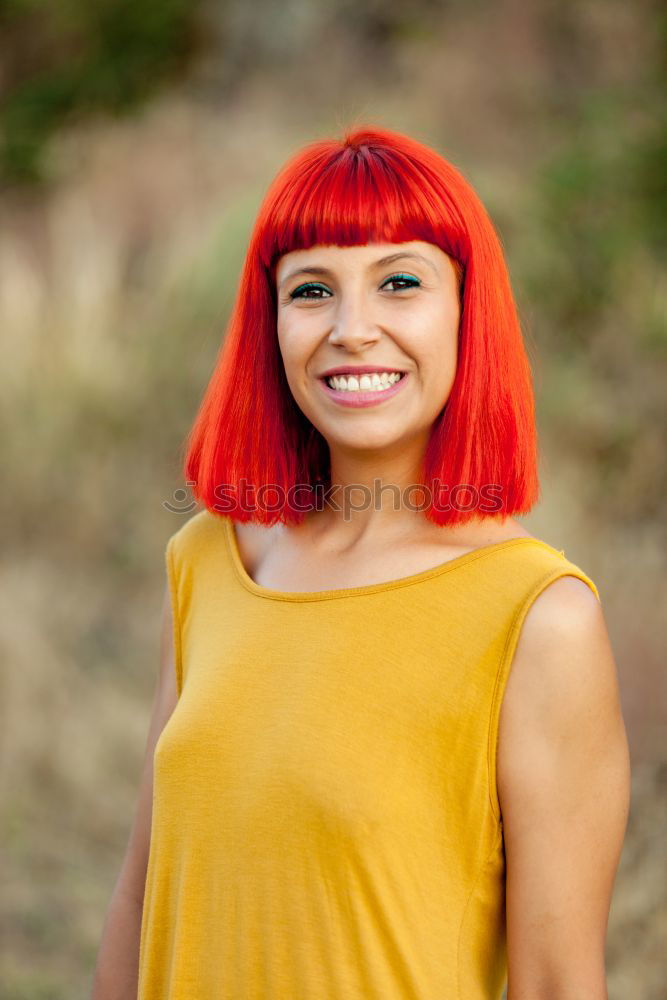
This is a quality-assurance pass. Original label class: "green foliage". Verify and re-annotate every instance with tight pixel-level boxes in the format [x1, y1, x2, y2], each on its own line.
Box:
[0, 0, 200, 184]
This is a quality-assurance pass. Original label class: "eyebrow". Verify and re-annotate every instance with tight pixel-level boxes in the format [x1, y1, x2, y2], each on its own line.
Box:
[279, 251, 438, 288]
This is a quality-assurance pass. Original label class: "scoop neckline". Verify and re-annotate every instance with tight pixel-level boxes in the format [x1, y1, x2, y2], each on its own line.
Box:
[221, 514, 565, 603]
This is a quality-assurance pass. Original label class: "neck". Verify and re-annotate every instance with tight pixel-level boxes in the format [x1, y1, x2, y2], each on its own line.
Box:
[306, 434, 436, 541]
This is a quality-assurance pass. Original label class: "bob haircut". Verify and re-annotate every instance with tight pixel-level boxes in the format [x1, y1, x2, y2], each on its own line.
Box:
[183, 124, 539, 527]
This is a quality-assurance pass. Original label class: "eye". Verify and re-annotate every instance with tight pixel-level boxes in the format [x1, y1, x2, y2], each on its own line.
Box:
[382, 273, 421, 291]
[288, 273, 421, 300]
[289, 282, 332, 300]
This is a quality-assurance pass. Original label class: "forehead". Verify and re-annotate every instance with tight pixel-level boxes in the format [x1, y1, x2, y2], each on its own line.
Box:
[275, 240, 446, 283]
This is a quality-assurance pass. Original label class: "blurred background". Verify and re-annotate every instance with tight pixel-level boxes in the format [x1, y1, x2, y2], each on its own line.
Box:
[0, 0, 665, 996]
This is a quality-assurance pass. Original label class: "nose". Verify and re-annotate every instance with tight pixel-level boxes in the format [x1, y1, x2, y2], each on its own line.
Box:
[327, 294, 382, 352]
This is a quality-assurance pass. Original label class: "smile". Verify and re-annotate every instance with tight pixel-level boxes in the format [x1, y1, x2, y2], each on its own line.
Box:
[326, 371, 403, 392]
[318, 371, 409, 409]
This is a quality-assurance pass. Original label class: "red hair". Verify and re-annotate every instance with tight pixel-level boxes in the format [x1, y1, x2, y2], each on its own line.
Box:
[183, 124, 540, 526]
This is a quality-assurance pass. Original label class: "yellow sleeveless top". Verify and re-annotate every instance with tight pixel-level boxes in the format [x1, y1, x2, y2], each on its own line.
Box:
[137, 508, 600, 1000]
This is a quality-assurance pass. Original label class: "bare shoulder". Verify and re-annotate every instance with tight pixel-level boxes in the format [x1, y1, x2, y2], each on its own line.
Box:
[500, 574, 617, 739]
[519, 571, 603, 628]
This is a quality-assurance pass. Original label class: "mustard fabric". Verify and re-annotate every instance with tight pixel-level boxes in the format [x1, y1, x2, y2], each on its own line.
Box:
[137, 508, 600, 1000]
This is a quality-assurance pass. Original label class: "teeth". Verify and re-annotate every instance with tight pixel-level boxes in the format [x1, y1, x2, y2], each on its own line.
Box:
[326, 372, 404, 392]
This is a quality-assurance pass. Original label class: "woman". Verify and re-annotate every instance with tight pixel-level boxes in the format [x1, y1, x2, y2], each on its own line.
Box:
[92, 125, 631, 999]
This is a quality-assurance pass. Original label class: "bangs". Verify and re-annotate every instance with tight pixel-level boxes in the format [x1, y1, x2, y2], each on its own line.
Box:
[256, 140, 468, 281]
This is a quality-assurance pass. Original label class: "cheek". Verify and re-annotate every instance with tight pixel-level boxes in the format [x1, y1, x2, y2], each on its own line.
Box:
[411, 321, 458, 379]
[276, 321, 299, 368]
[276, 326, 312, 401]
[278, 313, 321, 369]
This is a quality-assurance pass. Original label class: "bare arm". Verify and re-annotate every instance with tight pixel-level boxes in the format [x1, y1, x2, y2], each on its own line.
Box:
[91, 581, 179, 999]
[497, 576, 631, 1000]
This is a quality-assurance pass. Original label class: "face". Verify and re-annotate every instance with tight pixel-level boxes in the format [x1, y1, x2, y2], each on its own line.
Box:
[275, 241, 461, 457]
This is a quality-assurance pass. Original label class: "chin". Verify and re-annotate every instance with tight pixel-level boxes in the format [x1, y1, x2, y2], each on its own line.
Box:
[325, 429, 410, 453]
